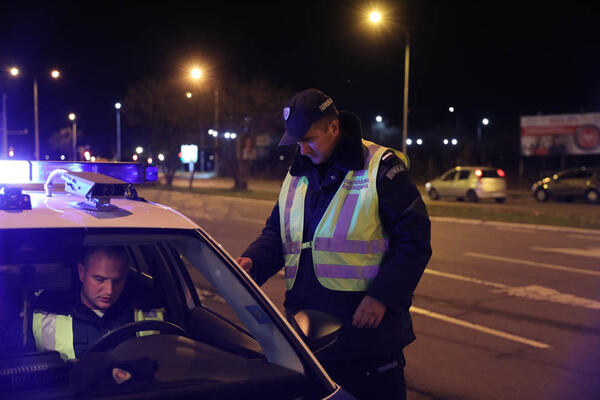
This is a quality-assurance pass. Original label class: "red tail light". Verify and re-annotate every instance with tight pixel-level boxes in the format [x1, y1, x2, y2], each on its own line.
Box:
[497, 169, 505, 177]
[474, 169, 482, 178]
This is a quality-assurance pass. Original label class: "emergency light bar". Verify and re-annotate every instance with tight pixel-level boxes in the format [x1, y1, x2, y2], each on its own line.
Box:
[0, 160, 158, 185]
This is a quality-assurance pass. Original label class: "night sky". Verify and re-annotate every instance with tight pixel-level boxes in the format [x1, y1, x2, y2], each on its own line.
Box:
[1, 1, 599, 165]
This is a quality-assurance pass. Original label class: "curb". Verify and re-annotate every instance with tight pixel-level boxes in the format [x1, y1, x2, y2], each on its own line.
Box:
[430, 216, 600, 235]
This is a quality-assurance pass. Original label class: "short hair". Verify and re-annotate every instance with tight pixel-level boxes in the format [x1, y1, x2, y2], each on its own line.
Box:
[81, 246, 130, 270]
[312, 113, 339, 131]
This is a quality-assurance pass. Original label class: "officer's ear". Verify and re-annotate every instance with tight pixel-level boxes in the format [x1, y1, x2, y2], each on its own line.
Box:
[329, 118, 340, 137]
[77, 262, 86, 283]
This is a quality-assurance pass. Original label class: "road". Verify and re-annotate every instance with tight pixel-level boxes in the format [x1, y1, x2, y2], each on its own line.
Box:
[140, 188, 600, 399]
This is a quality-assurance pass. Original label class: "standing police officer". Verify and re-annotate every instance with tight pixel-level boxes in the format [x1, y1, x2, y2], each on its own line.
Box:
[237, 88, 431, 399]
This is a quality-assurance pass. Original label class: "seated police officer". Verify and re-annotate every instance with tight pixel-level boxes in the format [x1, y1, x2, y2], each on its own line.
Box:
[31, 246, 164, 361]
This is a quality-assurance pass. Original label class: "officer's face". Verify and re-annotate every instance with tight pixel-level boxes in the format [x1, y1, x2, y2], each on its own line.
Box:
[297, 118, 340, 165]
[78, 252, 128, 312]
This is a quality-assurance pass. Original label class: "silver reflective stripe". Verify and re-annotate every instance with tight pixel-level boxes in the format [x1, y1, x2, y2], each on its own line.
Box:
[41, 314, 57, 351]
[284, 265, 298, 279]
[333, 193, 359, 238]
[315, 264, 380, 279]
[313, 237, 388, 254]
[283, 241, 301, 254]
[283, 176, 300, 244]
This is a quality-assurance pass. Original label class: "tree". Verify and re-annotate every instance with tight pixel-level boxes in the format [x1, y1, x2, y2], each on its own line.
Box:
[49, 126, 85, 159]
[218, 78, 291, 189]
[123, 78, 211, 186]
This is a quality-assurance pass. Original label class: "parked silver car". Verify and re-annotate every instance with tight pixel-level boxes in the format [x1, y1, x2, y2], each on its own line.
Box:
[425, 166, 507, 202]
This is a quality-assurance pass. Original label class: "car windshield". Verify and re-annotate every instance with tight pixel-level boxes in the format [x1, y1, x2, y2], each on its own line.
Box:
[0, 228, 331, 399]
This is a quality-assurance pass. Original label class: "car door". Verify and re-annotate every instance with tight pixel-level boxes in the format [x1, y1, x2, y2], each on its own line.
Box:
[437, 170, 458, 197]
[551, 170, 576, 197]
[454, 170, 471, 197]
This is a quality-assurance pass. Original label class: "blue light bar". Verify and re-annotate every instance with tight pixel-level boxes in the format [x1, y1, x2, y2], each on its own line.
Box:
[0, 161, 158, 184]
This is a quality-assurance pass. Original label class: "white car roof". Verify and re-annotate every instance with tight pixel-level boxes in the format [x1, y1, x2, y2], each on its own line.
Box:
[1, 190, 199, 230]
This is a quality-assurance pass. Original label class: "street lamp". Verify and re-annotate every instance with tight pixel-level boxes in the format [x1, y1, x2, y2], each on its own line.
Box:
[189, 66, 220, 174]
[136, 146, 143, 154]
[368, 11, 410, 153]
[477, 117, 490, 165]
[68, 113, 77, 161]
[115, 102, 122, 161]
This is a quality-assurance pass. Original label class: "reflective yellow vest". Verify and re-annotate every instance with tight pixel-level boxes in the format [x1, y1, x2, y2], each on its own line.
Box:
[279, 139, 408, 291]
[32, 308, 165, 361]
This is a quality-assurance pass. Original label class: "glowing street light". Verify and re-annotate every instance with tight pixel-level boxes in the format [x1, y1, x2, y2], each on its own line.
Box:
[406, 138, 412, 146]
[375, 115, 383, 123]
[367, 10, 410, 153]
[115, 102, 122, 160]
[451, 138, 458, 145]
[147, 157, 153, 164]
[443, 138, 449, 145]
[135, 146, 143, 154]
[50, 70, 60, 79]
[478, 117, 491, 164]
[186, 92, 192, 98]
[449, 106, 455, 113]
[416, 138, 423, 145]
[158, 153, 165, 162]
[132, 154, 138, 161]
[9, 67, 19, 76]
[68, 113, 77, 161]
[190, 68, 202, 80]
[369, 11, 382, 23]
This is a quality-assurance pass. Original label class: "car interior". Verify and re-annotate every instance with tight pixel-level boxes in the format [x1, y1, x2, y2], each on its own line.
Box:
[0, 228, 332, 399]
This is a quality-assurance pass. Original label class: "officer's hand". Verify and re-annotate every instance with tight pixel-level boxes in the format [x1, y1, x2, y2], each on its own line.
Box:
[352, 296, 386, 329]
[236, 257, 253, 273]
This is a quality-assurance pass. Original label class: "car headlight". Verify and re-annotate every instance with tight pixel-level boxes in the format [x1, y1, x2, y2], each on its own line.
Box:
[425, 182, 431, 191]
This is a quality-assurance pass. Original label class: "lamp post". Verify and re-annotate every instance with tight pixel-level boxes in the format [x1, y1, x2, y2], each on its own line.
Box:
[68, 113, 77, 161]
[115, 102, 122, 161]
[368, 11, 410, 153]
[189, 67, 220, 174]
[477, 117, 490, 165]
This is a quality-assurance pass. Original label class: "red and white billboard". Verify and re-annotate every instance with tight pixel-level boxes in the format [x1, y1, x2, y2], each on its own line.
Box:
[520, 113, 600, 156]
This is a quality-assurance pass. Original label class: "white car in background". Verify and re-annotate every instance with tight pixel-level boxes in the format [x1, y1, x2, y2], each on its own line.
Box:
[425, 166, 507, 203]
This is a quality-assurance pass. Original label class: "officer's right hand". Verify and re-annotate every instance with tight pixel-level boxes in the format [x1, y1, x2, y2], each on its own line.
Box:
[235, 257, 253, 273]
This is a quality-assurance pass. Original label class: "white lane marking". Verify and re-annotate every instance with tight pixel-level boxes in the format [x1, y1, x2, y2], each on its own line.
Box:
[425, 269, 600, 309]
[494, 226, 535, 234]
[532, 246, 600, 259]
[465, 252, 600, 277]
[234, 216, 267, 225]
[410, 306, 551, 349]
[567, 234, 600, 242]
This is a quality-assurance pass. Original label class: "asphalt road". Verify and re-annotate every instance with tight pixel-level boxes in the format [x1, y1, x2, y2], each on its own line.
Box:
[140, 188, 600, 400]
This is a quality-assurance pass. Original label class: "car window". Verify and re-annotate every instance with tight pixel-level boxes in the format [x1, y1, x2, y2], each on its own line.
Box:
[0, 228, 305, 375]
[442, 171, 458, 181]
[458, 171, 470, 180]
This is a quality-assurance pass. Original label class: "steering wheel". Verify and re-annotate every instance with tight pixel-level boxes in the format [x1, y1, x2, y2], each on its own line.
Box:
[84, 320, 189, 355]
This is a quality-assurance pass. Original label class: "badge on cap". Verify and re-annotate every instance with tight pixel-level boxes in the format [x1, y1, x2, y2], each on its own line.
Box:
[283, 107, 291, 121]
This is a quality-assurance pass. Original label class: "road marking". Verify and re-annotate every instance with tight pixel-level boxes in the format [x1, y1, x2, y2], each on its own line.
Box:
[234, 216, 267, 225]
[494, 226, 535, 234]
[425, 269, 600, 309]
[567, 234, 600, 242]
[532, 246, 600, 259]
[465, 252, 600, 277]
[410, 306, 551, 349]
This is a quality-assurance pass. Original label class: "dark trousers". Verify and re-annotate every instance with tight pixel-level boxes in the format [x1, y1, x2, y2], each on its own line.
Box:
[321, 352, 406, 400]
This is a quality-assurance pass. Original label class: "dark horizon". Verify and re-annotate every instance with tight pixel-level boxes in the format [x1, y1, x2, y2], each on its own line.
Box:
[1, 1, 599, 169]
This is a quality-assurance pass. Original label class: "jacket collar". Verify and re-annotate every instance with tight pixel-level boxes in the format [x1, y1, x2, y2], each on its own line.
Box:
[289, 111, 364, 176]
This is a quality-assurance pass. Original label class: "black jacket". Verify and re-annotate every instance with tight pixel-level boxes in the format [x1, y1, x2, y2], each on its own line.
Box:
[242, 111, 431, 355]
[31, 276, 160, 358]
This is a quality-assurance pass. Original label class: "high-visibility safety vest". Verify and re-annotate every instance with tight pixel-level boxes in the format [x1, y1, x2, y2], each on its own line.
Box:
[32, 308, 165, 361]
[279, 139, 408, 291]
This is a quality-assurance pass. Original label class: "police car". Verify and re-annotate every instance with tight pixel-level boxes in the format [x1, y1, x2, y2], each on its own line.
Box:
[0, 160, 353, 399]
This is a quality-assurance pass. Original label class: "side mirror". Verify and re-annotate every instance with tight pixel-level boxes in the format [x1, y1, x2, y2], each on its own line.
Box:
[289, 309, 342, 354]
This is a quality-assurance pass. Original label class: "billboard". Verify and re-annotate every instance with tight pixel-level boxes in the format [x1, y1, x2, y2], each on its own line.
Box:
[520, 113, 600, 156]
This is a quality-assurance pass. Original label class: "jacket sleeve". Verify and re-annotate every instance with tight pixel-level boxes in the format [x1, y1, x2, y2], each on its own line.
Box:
[366, 152, 432, 313]
[241, 202, 286, 286]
